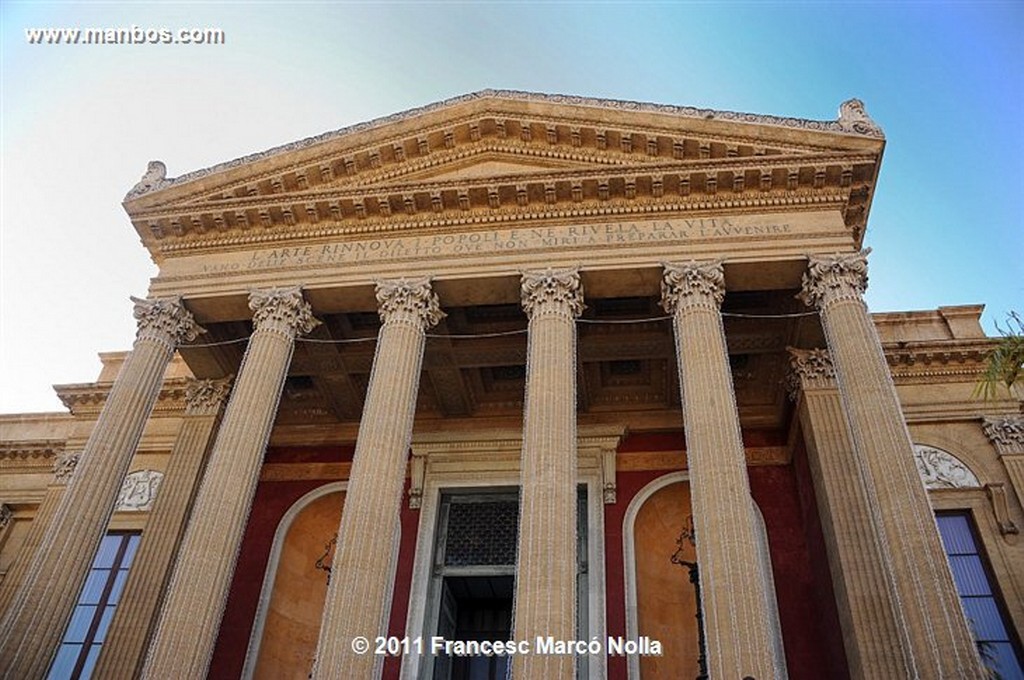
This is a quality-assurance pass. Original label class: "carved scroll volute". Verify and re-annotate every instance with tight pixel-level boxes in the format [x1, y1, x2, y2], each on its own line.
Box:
[838, 99, 884, 137]
[375, 277, 445, 330]
[248, 287, 321, 338]
[660, 260, 726, 314]
[520, 268, 585, 320]
[797, 249, 871, 310]
[131, 296, 205, 350]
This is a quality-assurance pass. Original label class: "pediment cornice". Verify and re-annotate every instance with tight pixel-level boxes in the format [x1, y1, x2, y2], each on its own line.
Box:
[124, 91, 884, 260]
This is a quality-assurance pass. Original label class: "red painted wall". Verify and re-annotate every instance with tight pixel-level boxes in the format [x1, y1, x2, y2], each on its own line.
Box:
[605, 432, 848, 680]
[212, 434, 846, 679]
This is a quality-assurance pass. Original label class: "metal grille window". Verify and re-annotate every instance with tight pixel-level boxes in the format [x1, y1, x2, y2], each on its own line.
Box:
[443, 498, 518, 567]
[47, 532, 141, 680]
[936, 513, 1024, 680]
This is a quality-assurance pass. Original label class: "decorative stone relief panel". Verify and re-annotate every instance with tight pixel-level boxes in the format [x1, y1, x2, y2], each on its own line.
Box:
[913, 444, 980, 490]
[115, 469, 164, 512]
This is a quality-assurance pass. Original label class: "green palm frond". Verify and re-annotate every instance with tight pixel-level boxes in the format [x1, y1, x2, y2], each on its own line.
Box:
[974, 311, 1024, 400]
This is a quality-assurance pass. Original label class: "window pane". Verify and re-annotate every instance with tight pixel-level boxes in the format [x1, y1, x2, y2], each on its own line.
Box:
[46, 644, 81, 680]
[985, 642, 1024, 680]
[93, 535, 122, 568]
[962, 597, 1010, 641]
[108, 570, 129, 605]
[65, 605, 97, 643]
[79, 569, 110, 605]
[94, 605, 116, 642]
[79, 644, 102, 680]
[948, 555, 993, 597]
[122, 534, 141, 564]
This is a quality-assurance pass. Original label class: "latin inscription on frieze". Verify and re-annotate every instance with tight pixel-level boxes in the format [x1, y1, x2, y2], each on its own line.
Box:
[200, 217, 794, 275]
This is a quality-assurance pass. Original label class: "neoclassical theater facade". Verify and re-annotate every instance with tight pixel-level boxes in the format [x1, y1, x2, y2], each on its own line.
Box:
[1, 91, 1022, 680]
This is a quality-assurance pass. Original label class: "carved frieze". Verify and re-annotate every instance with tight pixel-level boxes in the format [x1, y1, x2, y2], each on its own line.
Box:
[115, 469, 164, 512]
[53, 451, 80, 485]
[913, 444, 980, 490]
[982, 416, 1024, 456]
[660, 261, 726, 313]
[249, 287, 321, 338]
[520, 268, 585, 320]
[797, 248, 870, 309]
[376, 277, 445, 329]
[131, 296, 206, 349]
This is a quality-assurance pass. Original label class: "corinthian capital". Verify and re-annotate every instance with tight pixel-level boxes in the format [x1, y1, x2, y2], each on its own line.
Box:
[797, 249, 870, 310]
[785, 347, 836, 399]
[521, 268, 585, 320]
[53, 451, 80, 485]
[0, 504, 12, 532]
[249, 287, 321, 338]
[376, 277, 445, 329]
[132, 296, 205, 349]
[660, 261, 725, 313]
[983, 417, 1024, 455]
[184, 376, 234, 415]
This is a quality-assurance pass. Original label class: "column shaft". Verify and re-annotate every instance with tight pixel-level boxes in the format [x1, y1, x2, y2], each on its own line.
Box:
[142, 287, 318, 680]
[662, 262, 782, 680]
[94, 378, 230, 679]
[313, 278, 442, 679]
[801, 251, 982, 677]
[789, 350, 912, 679]
[511, 269, 583, 680]
[0, 453, 77, 618]
[0, 298, 202, 680]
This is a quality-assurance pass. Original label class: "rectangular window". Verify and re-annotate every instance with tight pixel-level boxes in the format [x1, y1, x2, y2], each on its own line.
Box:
[47, 532, 141, 680]
[936, 513, 1024, 680]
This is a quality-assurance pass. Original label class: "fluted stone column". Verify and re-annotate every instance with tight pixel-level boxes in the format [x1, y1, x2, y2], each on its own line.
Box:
[799, 250, 983, 676]
[661, 261, 783, 680]
[788, 349, 913, 679]
[143, 288, 318, 680]
[0, 297, 203, 680]
[95, 377, 231, 679]
[0, 452, 78, 618]
[313, 277, 442, 679]
[511, 268, 584, 680]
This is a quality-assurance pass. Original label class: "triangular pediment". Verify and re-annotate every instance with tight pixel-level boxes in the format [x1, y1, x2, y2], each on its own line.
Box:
[374, 150, 608, 184]
[123, 90, 884, 257]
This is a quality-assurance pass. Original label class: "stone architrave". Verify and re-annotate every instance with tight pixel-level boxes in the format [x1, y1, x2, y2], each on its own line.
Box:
[0, 453, 79, 617]
[94, 376, 231, 679]
[143, 289, 318, 680]
[787, 348, 913, 678]
[984, 416, 1024, 505]
[0, 297, 203, 680]
[661, 261, 783, 680]
[798, 250, 983, 676]
[510, 268, 584, 680]
[313, 277, 442, 679]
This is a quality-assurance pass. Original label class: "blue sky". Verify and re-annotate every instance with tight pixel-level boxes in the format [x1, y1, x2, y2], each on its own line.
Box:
[1, 1, 1021, 412]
